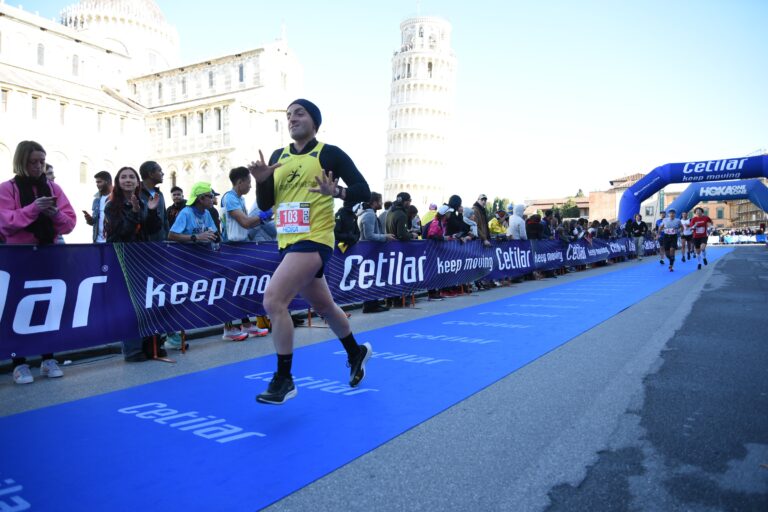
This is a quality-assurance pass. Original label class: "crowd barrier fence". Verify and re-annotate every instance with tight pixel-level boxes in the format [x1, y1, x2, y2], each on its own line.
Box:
[0, 237, 659, 358]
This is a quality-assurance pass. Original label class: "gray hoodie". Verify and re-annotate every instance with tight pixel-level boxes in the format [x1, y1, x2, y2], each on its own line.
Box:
[507, 204, 528, 240]
[463, 209, 478, 237]
[358, 206, 388, 242]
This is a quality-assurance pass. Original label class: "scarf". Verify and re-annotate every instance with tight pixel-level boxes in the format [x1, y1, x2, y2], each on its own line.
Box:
[14, 174, 55, 244]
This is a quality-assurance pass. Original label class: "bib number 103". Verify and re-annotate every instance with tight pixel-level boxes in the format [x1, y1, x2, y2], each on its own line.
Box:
[277, 202, 311, 234]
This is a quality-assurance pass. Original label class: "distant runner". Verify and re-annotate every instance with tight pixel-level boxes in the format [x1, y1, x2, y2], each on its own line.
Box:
[655, 210, 667, 265]
[680, 211, 693, 262]
[690, 206, 713, 270]
[659, 209, 682, 272]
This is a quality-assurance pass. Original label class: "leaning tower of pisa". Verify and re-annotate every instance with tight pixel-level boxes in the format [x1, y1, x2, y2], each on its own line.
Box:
[383, 16, 457, 212]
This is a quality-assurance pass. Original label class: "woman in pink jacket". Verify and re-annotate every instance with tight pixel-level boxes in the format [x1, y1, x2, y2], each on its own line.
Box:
[0, 140, 76, 384]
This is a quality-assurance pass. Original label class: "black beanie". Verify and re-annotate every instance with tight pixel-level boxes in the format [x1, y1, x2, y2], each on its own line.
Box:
[288, 99, 322, 131]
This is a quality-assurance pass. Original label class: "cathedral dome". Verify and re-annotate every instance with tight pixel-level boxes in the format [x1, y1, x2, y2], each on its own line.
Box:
[60, 0, 172, 30]
[60, 0, 180, 72]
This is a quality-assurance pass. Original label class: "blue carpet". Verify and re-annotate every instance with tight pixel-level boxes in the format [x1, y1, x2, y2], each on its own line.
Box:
[0, 249, 730, 511]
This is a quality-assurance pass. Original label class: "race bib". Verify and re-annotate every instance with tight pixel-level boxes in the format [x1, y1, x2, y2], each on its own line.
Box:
[695, 226, 706, 234]
[664, 228, 677, 235]
[276, 202, 311, 234]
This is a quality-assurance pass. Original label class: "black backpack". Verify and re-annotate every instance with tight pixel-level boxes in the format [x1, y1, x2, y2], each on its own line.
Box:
[334, 205, 360, 246]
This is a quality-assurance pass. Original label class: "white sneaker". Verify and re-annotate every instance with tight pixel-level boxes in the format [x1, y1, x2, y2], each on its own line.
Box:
[13, 364, 34, 384]
[244, 325, 268, 337]
[165, 333, 183, 350]
[222, 327, 248, 341]
[40, 359, 64, 378]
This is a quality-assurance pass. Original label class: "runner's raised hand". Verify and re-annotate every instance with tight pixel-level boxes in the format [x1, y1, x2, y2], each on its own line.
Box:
[308, 169, 338, 196]
[248, 150, 282, 183]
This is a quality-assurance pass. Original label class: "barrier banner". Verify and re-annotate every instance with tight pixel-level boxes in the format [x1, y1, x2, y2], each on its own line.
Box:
[117, 241, 285, 338]
[721, 234, 765, 244]
[0, 244, 135, 358]
[0, 237, 647, 358]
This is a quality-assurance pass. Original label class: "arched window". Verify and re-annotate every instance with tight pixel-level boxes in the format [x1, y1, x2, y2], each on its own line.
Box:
[181, 77, 187, 95]
[158, 83, 163, 100]
[72, 55, 79, 76]
[238, 64, 244, 83]
[37, 44, 45, 65]
[209, 71, 214, 88]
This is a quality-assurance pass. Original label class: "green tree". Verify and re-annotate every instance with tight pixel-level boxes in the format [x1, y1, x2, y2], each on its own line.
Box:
[556, 198, 580, 218]
[488, 197, 511, 216]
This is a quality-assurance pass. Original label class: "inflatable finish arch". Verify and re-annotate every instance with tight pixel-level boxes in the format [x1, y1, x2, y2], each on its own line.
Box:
[665, 179, 768, 215]
[617, 155, 768, 222]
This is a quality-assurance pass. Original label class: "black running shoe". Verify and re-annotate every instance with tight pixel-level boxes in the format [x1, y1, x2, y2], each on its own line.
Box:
[659, 259, 664, 265]
[348, 342, 372, 388]
[256, 373, 297, 404]
[698, 263, 702, 270]
[703, 258, 708, 266]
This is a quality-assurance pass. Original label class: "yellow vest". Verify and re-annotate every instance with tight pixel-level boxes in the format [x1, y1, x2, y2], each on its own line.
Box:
[421, 210, 437, 228]
[274, 142, 335, 249]
[489, 217, 506, 235]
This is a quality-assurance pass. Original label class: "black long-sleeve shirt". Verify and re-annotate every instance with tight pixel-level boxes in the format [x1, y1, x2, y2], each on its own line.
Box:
[628, 220, 648, 237]
[256, 139, 370, 211]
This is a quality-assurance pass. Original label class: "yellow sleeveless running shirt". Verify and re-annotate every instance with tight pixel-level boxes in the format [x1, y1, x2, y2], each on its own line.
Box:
[273, 142, 335, 249]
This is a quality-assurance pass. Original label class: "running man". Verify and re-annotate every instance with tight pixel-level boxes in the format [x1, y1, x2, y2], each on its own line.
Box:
[655, 210, 667, 265]
[248, 99, 372, 404]
[690, 206, 713, 270]
[680, 211, 693, 262]
[659, 208, 682, 272]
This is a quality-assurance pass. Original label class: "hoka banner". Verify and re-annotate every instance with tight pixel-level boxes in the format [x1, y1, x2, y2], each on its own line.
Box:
[0, 238, 647, 358]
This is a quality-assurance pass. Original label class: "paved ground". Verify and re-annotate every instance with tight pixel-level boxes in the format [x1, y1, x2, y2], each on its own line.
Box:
[1, 246, 766, 511]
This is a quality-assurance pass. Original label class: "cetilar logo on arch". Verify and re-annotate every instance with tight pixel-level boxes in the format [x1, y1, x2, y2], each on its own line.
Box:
[682, 158, 747, 174]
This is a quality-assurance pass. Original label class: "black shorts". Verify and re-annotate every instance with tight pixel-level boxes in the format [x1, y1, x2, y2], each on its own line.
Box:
[280, 240, 333, 278]
[693, 237, 707, 249]
[662, 235, 678, 251]
[682, 234, 693, 241]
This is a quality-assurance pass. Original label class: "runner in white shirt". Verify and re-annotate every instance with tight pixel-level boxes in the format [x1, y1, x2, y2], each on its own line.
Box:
[659, 209, 683, 272]
[680, 211, 693, 262]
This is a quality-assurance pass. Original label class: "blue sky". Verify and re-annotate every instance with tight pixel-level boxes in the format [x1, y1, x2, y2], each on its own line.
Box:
[27, 0, 768, 204]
